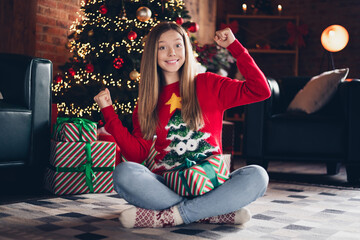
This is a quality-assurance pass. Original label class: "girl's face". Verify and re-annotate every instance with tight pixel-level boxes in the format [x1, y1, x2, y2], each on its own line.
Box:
[157, 30, 185, 76]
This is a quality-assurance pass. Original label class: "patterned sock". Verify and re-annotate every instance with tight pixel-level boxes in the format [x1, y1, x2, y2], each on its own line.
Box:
[118, 206, 184, 228]
[198, 208, 251, 225]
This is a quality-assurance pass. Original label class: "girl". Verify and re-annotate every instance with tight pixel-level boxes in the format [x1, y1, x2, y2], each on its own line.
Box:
[94, 22, 271, 228]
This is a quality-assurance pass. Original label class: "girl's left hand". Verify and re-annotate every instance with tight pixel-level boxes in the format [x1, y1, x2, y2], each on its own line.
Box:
[214, 27, 236, 49]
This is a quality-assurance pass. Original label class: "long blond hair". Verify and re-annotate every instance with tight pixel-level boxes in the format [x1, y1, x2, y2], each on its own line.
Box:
[138, 22, 203, 140]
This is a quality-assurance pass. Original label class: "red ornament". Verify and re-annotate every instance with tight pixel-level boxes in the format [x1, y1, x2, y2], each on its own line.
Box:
[175, 17, 184, 25]
[68, 68, 76, 77]
[85, 63, 94, 73]
[99, 5, 108, 14]
[188, 22, 199, 33]
[113, 57, 124, 69]
[54, 74, 63, 83]
[127, 31, 137, 41]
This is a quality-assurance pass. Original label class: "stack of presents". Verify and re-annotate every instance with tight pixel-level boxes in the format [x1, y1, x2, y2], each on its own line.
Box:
[44, 118, 118, 195]
[44, 117, 231, 197]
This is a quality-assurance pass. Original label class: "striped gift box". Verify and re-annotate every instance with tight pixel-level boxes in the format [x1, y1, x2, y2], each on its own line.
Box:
[163, 155, 230, 197]
[53, 118, 97, 142]
[45, 140, 116, 195]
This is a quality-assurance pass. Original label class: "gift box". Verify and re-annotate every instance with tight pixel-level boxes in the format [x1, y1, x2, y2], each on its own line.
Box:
[53, 117, 97, 142]
[163, 155, 230, 197]
[98, 133, 122, 166]
[45, 140, 116, 195]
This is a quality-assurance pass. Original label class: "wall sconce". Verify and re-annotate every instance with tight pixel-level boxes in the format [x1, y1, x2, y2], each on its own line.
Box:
[321, 25, 349, 69]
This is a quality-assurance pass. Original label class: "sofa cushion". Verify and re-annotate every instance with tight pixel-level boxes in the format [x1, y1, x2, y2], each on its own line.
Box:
[287, 68, 349, 114]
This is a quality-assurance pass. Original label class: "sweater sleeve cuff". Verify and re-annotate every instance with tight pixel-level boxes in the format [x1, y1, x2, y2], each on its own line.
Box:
[227, 39, 247, 59]
[101, 105, 118, 123]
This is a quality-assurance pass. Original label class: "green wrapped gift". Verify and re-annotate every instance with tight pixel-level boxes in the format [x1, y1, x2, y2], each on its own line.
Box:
[163, 154, 230, 197]
[45, 140, 116, 195]
[53, 117, 97, 142]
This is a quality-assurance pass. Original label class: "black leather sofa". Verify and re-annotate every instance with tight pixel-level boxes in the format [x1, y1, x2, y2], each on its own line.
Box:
[243, 77, 360, 182]
[0, 53, 52, 193]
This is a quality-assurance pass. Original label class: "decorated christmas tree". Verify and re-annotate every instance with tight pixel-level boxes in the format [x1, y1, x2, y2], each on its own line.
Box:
[52, 0, 198, 129]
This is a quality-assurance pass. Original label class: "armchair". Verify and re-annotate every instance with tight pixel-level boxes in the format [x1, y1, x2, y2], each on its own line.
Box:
[243, 77, 360, 182]
[0, 53, 52, 192]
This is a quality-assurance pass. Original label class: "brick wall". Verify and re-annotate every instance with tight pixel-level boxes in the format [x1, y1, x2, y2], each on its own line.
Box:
[35, 0, 81, 73]
[186, 0, 216, 44]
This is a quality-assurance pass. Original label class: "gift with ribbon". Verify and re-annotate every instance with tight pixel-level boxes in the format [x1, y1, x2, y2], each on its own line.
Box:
[163, 154, 230, 197]
[45, 140, 116, 195]
[52, 117, 97, 142]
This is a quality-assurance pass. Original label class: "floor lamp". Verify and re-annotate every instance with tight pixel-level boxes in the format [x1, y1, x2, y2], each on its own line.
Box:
[321, 25, 349, 70]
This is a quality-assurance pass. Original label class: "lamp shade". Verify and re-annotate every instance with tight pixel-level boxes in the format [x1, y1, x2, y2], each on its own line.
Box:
[321, 25, 349, 52]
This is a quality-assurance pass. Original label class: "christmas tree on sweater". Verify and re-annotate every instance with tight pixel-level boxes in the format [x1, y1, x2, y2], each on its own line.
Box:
[52, 0, 199, 129]
[162, 110, 219, 168]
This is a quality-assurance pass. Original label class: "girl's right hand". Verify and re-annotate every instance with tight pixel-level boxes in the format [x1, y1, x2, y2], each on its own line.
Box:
[94, 88, 113, 109]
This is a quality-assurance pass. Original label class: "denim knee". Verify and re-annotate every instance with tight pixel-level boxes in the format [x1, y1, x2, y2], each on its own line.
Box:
[247, 164, 269, 195]
[112, 162, 143, 195]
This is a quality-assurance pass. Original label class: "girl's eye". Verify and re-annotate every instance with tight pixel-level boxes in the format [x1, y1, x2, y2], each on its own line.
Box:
[176, 44, 182, 48]
[159, 46, 165, 50]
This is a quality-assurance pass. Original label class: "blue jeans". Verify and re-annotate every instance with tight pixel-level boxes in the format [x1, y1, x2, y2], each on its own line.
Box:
[112, 162, 268, 224]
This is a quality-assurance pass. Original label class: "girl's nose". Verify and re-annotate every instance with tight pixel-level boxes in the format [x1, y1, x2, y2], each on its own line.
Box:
[168, 48, 176, 56]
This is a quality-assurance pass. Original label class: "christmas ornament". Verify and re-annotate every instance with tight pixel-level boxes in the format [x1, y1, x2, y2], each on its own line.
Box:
[88, 29, 94, 36]
[113, 57, 124, 69]
[175, 17, 184, 25]
[85, 63, 94, 73]
[188, 22, 199, 33]
[136, 6, 152, 22]
[54, 74, 63, 83]
[129, 69, 140, 80]
[99, 5, 108, 14]
[68, 68, 76, 77]
[127, 31, 137, 41]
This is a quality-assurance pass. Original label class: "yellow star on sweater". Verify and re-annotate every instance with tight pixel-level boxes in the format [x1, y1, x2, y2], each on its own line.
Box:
[166, 93, 182, 114]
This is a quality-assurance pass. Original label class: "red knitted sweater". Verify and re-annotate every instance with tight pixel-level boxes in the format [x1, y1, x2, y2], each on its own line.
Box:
[101, 40, 271, 175]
